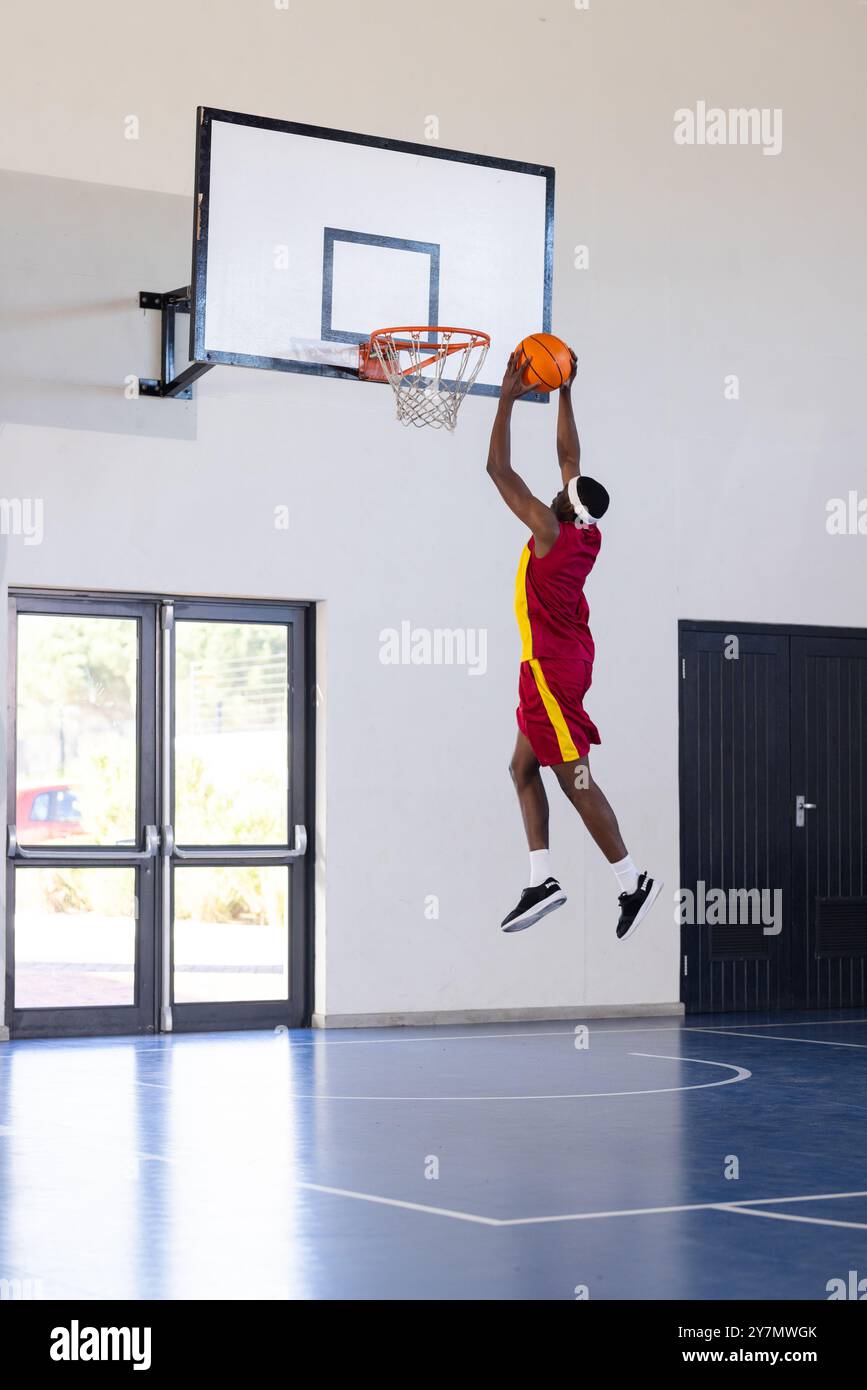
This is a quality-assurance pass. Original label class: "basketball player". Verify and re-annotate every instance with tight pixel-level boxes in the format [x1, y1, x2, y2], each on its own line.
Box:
[486, 348, 662, 938]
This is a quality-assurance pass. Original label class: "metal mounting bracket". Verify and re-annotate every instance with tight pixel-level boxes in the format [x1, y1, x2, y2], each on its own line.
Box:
[138, 287, 214, 399]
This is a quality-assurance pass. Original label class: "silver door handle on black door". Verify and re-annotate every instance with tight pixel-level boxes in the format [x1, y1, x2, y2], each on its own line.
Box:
[795, 796, 817, 828]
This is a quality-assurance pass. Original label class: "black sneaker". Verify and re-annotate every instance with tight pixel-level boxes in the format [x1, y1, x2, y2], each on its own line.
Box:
[501, 878, 567, 933]
[616, 872, 663, 941]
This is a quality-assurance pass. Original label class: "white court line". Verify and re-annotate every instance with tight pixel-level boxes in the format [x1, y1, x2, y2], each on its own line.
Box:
[130, 1050, 750, 1099]
[251, 1054, 751, 1101]
[296, 1027, 680, 1046]
[294, 1011, 867, 1045]
[662, 1020, 855, 1034]
[63, 1023, 690, 1051]
[297, 1185, 867, 1229]
[689, 1028, 867, 1050]
[47, 1016, 866, 1056]
[122, 1026, 686, 1052]
[719, 1190, 867, 1207]
[5, 1018, 862, 1076]
[717, 1204, 867, 1233]
[296, 1182, 501, 1225]
[502, 1190, 867, 1228]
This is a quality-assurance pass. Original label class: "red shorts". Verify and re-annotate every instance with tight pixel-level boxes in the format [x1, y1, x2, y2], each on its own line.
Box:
[516, 657, 601, 766]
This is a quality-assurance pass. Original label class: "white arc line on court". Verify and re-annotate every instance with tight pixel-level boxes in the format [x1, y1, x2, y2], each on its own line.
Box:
[283, 1053, 750, 1101]
[716, 1204, 867, 1232]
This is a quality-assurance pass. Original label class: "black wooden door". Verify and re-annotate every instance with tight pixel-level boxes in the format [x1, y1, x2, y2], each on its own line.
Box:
[680, 623, 867, 1014]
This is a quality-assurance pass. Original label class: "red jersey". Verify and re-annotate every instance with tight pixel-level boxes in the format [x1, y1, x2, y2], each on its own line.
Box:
[514, 522, 601, 664]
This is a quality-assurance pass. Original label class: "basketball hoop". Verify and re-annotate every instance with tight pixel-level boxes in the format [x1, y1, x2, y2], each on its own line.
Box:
[359, 326, 490, 430]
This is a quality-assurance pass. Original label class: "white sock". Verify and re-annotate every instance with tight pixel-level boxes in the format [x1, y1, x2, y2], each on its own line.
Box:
[528, 849, 551, 888]
[611, 853, 639, 896]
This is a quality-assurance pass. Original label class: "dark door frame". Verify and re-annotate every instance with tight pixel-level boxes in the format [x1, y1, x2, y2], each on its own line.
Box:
[5, 589, 316, 1038]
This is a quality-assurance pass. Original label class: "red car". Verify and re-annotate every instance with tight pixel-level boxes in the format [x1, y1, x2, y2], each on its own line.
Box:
[16, 784, 88, 846]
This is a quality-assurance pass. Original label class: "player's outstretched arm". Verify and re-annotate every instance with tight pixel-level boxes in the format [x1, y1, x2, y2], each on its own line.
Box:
[556, 350, 580, 487]
[487, 353, 559, 548]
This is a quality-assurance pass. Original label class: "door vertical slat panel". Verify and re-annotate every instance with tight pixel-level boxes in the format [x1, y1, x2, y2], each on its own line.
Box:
[804, 643, 817, 1006]
[791, 636, 867, 1011]
[696, 649, 705, 1006]
[855, 656, 861, 1006]
[742, 654, 751, 1005]
[680, 628, 788, 1013]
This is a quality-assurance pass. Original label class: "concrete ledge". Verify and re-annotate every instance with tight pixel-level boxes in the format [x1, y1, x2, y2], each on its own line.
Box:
[311, 1002, 684, 1029]
[0, 1027, 9, 1042]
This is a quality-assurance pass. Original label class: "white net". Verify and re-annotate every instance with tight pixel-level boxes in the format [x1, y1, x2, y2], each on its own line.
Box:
[370, 327, 489, 430]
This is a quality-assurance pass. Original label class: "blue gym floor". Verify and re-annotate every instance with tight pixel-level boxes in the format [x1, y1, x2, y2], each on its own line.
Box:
[1, 1011, 866, 1300]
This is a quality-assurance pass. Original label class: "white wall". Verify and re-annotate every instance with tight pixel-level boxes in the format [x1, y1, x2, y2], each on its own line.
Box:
[1, 0, 865, 1023]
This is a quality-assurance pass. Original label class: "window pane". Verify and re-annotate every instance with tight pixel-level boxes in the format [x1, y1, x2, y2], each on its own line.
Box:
[174, 621, 289, 845]
[173, 866, 289, 1003]
[55, 789, 83, 822]
[14, 868, 136, 1009]
[16, 615, 138, 847]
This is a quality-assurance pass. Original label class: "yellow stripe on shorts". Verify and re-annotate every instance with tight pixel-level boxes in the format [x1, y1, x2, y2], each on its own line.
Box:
[529, 658, 580, 762]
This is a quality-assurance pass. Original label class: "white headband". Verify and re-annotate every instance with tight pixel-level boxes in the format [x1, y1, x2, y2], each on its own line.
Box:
[567, 475, 598, 528]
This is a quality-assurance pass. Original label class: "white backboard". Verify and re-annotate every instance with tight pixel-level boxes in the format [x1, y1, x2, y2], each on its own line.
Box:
[191, 109, 554, 395]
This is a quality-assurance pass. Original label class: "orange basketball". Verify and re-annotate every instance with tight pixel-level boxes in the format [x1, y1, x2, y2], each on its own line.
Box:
[515, 332, 573, 392]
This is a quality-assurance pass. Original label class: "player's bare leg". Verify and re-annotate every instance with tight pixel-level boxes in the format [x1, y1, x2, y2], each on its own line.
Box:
[550, 755, 627, 862]
[551, 754, 663, 941]
[509, 731, 548, 851]
[501, 732, 567, 932]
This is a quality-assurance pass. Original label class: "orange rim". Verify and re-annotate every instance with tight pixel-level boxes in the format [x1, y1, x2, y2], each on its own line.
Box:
[368, 326, 490, 378]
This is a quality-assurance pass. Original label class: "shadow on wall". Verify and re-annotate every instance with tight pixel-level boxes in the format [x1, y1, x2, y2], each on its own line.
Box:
[0, 170, 197, 442]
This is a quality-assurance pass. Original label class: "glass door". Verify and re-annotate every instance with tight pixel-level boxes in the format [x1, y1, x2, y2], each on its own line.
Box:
[164, 601, 309, 1031]
[6, 597, 158, 1036]
[5, 594, 311, 1037]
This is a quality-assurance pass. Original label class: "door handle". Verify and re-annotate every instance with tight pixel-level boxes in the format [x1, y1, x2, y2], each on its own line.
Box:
[7, 824, 160, 862]
[170, 824, 308, 863]
[795, 795, 817, 829]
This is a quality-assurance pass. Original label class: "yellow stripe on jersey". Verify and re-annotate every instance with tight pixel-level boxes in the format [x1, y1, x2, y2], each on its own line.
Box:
[514, 545, 533, 661]
[529, 658, 580, 762]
